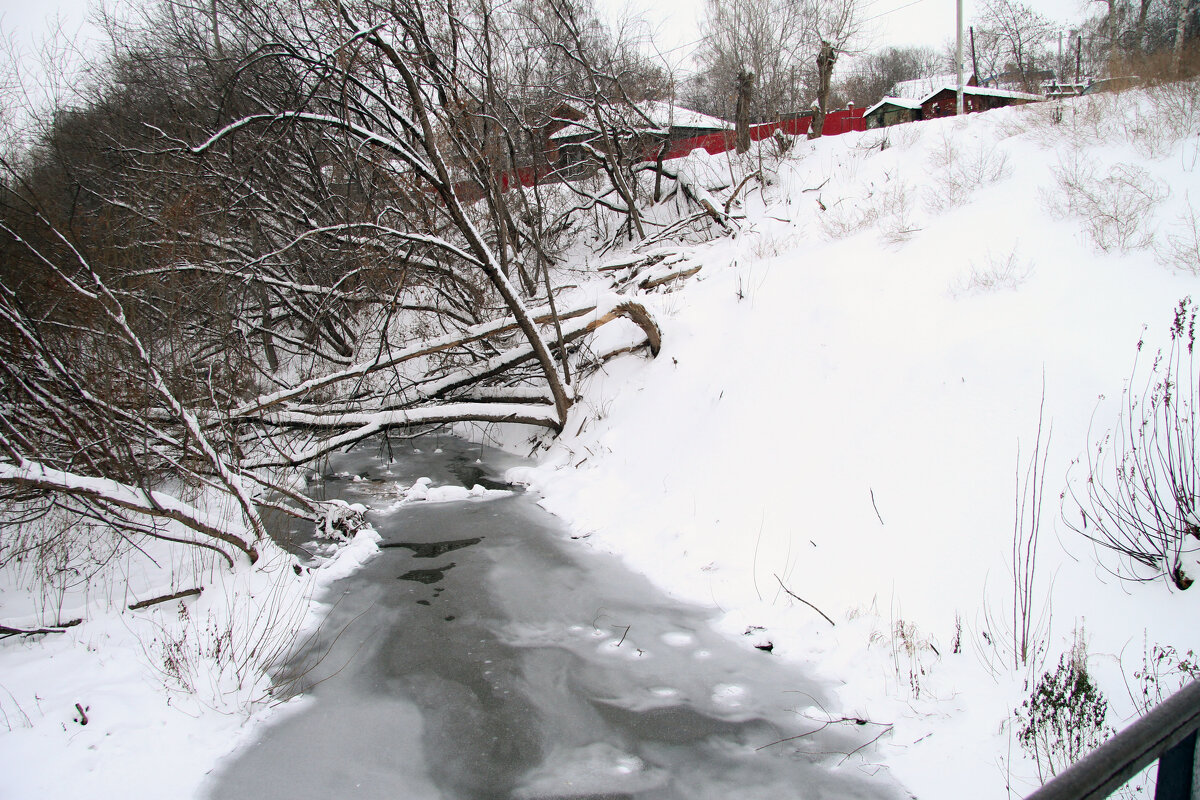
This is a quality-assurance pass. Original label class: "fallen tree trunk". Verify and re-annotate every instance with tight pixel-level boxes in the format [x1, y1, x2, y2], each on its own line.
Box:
[0, 619, 82, 639]
[128, 587, 203, 611]
[237, 299, 661, 468]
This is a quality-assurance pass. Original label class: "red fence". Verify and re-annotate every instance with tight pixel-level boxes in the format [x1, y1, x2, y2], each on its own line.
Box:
[657, 107, 867, 161]
[482, 106, 868, 197]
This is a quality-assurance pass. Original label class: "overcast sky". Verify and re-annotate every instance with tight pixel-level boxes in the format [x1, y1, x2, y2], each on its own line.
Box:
[2, 0, 1099, 86]
[1, 0, 101, 60]
[612, 0, 1098, 71]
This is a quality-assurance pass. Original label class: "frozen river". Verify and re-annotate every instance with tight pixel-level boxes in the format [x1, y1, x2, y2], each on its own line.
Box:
[203, 437, 899, 799]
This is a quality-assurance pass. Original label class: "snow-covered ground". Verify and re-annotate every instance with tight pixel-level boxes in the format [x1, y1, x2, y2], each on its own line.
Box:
[0, 491, 382, 799]
[2, 81, 1198, 798]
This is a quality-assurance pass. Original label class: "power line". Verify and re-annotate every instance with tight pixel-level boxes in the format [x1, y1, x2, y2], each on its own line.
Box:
[861, 0, 929, 25]
[654, 36, 704, 57]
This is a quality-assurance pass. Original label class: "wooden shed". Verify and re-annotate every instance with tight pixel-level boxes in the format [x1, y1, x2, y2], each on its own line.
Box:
[863, 97, 922, 129]
[919, 86, 1043, 119]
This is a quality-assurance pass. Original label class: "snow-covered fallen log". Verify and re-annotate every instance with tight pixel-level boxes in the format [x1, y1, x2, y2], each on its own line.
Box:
[0, 458, 257, 566]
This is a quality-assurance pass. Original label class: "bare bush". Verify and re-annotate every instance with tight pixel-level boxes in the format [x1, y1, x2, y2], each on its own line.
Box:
[1064, 299, 1200, 590]
[1017, 627, 1113, 784]
[1127, 635, 1200, 716]
[137, 554, 312, 710]
[864, 611, 940, 699]
[1157, 194, 1200, 274]
[820, 181, 917, 243]
[950, 247, 1033, 296]
[1033, 79, 1200, 159]
[820, 196, 881, 239]
[924, 134, 1012, 214]
[1047, 157, 1167, 252]
[979, 392, 1052, 685]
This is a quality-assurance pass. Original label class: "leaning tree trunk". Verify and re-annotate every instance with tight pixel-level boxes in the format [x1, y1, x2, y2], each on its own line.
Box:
[735, 70, 754, 154]
[809, 41, 837, 140]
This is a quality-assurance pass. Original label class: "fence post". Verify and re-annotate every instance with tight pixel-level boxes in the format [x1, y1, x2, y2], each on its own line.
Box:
[1155, 730, 1197, 800]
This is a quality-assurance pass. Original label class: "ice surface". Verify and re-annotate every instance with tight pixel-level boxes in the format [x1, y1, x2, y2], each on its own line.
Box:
[512, 742, 669, 798]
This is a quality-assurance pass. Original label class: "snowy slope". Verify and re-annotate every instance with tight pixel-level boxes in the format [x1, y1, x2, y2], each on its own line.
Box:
[505, 83, 1200, 798]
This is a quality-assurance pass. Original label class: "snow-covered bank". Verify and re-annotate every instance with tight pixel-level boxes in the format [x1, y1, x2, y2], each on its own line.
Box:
[500, 83, 1200, 798]
[0, 495, 381, 799]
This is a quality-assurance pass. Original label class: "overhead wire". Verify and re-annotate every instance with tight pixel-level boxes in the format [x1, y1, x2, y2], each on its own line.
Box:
[860, 0, 929, 25]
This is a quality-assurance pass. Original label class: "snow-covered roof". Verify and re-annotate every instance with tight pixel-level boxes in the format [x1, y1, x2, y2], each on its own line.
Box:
[890, 74, 961, 100]
[550, 101, 731, 141]
[863, 96, 922, 116]
[918, 85, 1044, 103]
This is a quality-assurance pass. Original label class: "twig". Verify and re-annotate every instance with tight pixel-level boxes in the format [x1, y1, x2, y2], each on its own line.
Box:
[756, 718, 834, 750]
[870, 488, 885, 525]
[774, 575, 835, 626]
[757, 715, 891, 751]
[128, 587, 202, 611]
[724, 170, 763, 214]
[838, 723, 895, 765]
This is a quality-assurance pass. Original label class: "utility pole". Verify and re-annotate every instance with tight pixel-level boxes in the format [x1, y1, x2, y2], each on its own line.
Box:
[1076, 33, 1082, 83]
[970, 26, 980, 83]
[1057, 30, 1063, 90]
[956, 0, 964, 115]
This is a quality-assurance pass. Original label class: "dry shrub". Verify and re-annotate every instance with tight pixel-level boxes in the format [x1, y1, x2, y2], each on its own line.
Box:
[924, 133, 1012, 213]
[951, 247, 1034, 296]
[1064, 299, 1200, 591]
[1032, 78, 1200, 159]
[820, 196, 881, 240]
[866, 615, 940, 699]
[1107, 41, 1200, 90]
[1017, 626, 1112, 784]
[1157, 195, 1200, 274]
[1128, 636, 1200, 717]
[820, 181, 919, 244]
[0, 502, 129, 625]
[1046, 156, 1167, 252]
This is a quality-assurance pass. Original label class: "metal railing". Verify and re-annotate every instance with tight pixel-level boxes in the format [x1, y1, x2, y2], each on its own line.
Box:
[1027, 680, 1200, 800]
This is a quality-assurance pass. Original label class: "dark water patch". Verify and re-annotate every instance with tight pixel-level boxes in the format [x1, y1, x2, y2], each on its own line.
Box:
[398, 563, 456, 584]
[446, 451, 519, 491]
[380, 537, 483, 558]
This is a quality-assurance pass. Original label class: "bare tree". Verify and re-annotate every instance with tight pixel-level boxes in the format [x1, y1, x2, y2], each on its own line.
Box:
[0, 0, 670, 587]
[690, 0, 810, 122]
[840, 46, 942, 107]
[691, 0, 860, 138]
[803, 0, 863, 138]
[975, 0, 1056, 91]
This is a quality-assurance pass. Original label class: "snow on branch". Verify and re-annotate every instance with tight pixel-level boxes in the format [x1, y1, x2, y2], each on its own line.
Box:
[232, 295, 656, 418]
[0, 459, 257, 566]
[236, 298, 661, 467]
[246, 403, 564, 468]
